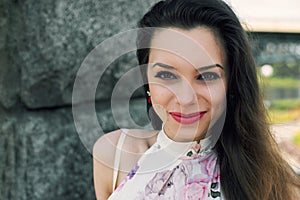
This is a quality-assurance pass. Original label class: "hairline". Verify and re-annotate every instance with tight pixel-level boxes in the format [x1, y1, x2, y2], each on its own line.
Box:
[147, 25, 229, 81]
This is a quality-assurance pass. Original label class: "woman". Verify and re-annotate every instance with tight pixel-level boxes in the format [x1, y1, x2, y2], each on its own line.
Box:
[93, 0, 300, 199]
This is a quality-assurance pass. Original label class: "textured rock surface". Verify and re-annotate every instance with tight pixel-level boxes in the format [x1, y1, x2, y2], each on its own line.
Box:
[10, 0, 157, 109]
[0, 0, 20, 109]
[0, 110, 95, 200]
[0, 0, 156, 200]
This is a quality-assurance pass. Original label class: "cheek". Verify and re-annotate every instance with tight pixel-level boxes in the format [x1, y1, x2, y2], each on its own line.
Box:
[149, 84, 174, 122]
[208, 84, 227, 113]
[149, 84, 173, 107]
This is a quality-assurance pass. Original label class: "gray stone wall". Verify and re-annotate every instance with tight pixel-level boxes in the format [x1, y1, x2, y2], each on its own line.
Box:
[0, 1, 157, 199]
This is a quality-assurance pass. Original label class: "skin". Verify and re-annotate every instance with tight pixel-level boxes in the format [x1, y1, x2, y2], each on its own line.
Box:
[93, 129, 158, 199]
[148, 27, 227, 142]
[93, 27, 227, 199]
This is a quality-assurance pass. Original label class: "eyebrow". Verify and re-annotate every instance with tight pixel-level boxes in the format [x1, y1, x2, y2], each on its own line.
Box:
[152, 63, 224, 71]
[198, 64, 224, 71]
[152, 63, 174, 69]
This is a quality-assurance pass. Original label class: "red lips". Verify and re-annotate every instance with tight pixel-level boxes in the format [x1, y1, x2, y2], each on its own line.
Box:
[169, 112, 206, 125]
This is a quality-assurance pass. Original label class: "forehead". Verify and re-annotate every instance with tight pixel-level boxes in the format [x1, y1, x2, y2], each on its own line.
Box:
[149, 27, 225, 67]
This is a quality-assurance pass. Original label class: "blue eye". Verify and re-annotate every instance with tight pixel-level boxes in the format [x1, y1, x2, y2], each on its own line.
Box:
[155, 71, 177, 80]
[197, 72, 221, 81]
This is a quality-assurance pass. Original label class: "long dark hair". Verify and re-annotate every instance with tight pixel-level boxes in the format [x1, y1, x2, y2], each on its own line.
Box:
[136, 0, 300, 199]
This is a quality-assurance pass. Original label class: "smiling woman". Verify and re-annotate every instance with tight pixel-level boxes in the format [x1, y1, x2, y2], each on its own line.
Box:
[93, 0, 300, 199]
[147, 27, 227, 143]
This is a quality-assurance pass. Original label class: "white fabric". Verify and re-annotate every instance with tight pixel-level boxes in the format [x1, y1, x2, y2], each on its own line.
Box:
[107, 129, 223, 200]
[112, 129, 128, 191]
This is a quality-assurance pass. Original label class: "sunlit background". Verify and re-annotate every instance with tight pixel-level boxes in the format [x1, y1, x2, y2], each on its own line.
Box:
[229, 0, 300, 173]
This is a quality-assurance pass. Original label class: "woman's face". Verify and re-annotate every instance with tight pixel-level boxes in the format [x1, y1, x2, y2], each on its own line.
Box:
[147, 27, 227, 142]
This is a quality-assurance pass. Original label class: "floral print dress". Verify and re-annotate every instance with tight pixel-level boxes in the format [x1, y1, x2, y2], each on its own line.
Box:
[108, 130, 223, 200]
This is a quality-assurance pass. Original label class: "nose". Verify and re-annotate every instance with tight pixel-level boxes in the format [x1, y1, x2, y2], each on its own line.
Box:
[174, 80, 197, 106]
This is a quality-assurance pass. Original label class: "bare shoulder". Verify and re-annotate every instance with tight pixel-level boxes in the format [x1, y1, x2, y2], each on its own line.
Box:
[93, 129, 123, 199]
[93, 129, 158, 199]
[93, 129, 159, 173]
[93, 128, 158, 161]
[93, 129, 122, 165]
[122, 129, 159, 153]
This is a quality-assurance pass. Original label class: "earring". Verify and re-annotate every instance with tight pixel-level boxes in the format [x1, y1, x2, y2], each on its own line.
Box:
[147, 91, 151, 103]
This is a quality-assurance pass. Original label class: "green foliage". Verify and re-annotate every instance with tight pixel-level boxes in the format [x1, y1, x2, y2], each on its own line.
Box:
[267, 99, 300, 123]
[261, 77, 300, 88]
[269, 98, 300, 110]
[272, 62, 300, 78]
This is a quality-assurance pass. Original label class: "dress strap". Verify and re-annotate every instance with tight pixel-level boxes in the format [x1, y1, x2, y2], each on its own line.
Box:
[112, 129, 128, 191]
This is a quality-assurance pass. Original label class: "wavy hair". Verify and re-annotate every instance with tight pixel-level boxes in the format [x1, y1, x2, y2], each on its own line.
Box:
[136, 0, 300, 199]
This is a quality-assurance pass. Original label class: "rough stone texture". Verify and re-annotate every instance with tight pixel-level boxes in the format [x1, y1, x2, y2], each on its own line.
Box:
[0, 110, 95, 200]
[21, 110, 95, 200]
[0, 0, 20, 109]
[0, 117, 16, 200]
[0, 0, 157, 200]
[0, 101, 149, 200]
[74, 98, 150, 155]
[10, 0, 158, 109]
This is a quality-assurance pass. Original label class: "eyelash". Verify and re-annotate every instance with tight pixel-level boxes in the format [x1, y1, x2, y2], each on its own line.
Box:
[155, 71, 177, 80]
[196, 72, 221, 81]
[154, 71, 221, 81]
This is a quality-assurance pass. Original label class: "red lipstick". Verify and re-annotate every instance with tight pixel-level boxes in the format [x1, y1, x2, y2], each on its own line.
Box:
[169, 112, 206, 125]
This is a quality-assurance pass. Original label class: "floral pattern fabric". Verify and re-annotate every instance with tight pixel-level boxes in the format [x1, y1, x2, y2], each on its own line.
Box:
[135, 152, 221, 200]
[108, 130, 222, 200]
